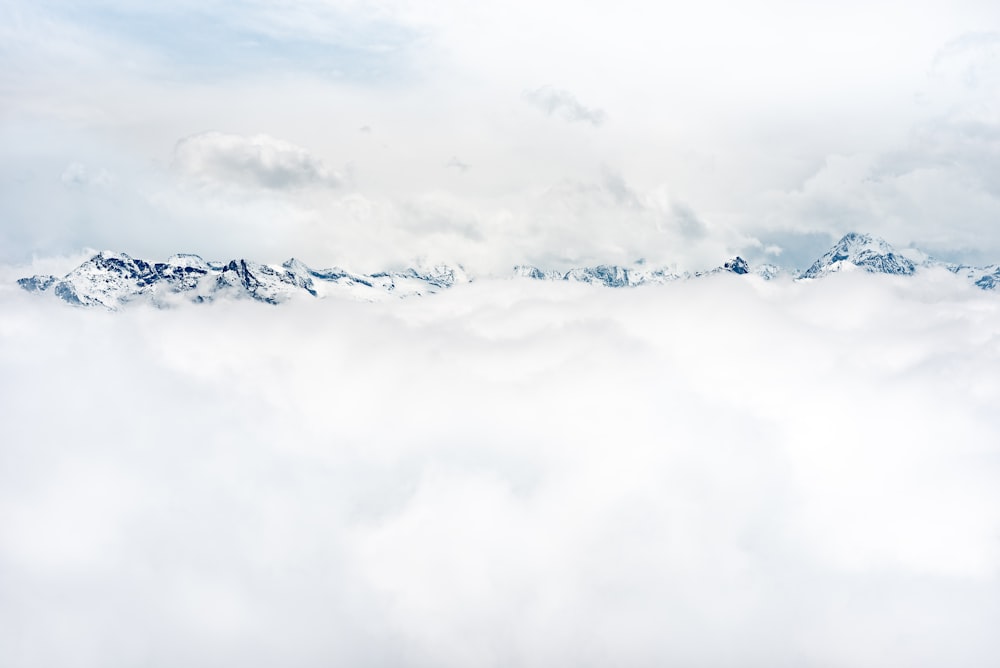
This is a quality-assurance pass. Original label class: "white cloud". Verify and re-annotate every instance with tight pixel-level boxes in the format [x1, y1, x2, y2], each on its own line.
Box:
[522, 86, 607, 126]
[173, 132, 341, 191]
[1, 272, 999, 665]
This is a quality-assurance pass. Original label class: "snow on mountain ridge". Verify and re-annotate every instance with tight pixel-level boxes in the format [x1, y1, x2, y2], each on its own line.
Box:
[800, 232, 916, 279]
[18, 252, 468, 309]
[17, 234, 1000, 309]
[511, 258, 756, 287]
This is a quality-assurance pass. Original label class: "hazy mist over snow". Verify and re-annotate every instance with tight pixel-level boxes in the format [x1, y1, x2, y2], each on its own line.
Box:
[3, 1, 1000, 666]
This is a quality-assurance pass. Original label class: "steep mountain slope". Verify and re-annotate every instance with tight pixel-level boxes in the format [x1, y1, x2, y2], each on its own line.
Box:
[800, 232, 916, 279]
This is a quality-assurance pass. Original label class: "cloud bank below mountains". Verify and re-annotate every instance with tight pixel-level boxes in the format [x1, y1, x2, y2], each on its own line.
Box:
[1, 274, 998, 666]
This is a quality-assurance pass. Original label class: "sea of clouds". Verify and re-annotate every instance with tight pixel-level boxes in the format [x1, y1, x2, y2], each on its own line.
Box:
[1, 268, 999, 667]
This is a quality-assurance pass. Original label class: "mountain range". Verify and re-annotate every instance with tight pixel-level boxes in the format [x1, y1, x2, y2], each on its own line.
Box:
[17, 233, 1000, 309]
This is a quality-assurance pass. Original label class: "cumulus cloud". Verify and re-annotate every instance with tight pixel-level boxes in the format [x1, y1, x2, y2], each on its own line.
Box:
[173, 132, 341, 191]
[523, 86, 607, 126]
[1, 272, 999, 666]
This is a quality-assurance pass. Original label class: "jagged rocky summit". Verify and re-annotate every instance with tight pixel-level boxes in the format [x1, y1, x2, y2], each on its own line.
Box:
[17, 233, 1000, 309]
[18, 251, 468, 309]
[513, 255, 759, 288]
[795, 231, 1000, 287]
[800, 232, 916, 278]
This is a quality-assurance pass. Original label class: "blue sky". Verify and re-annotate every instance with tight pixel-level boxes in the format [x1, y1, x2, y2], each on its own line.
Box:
[3, 0, 1000, 271]
[46, 1, 419, 82]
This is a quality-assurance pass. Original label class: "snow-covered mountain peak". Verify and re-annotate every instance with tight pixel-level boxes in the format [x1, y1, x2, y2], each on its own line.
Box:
[165, 253, 209, 270]
[281, 258, 312, 275]
[512, 265, 560, 280]
[723, 257, 750, 274]
[800, 232, 916, 279]
[17, 252, 477, 309]
[402, 263, 471, 288]
[754, 263, 783, 280]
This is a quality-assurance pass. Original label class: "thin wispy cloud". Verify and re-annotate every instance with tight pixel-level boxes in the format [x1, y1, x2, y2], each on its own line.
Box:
[522, 85, 607, 126]
[18, 1, 421, 82]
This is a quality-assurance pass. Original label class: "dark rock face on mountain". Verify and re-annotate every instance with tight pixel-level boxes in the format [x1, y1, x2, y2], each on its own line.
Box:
[942, 263, 1000, 291]
[800, 232, 916, 279]
[724, 257, 749, 274]
[17, 275, 57, 292]
[975, 270, 1000, 290]
[215, 259, 318, 303]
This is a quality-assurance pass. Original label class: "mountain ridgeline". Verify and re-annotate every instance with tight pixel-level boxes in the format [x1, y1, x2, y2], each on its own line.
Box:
[17, 233, 1000, 309]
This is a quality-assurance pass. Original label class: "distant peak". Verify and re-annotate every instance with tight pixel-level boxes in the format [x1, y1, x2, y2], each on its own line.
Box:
[801, 232, 914, 279]
[839, 231, 867, 242]
[724, 257, 749, 275]
[94, 250, 134, 261]
[165, 253, 208, 270]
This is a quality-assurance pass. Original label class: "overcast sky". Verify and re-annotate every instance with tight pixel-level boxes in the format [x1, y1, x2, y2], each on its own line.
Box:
[3, 0, 1000, 272]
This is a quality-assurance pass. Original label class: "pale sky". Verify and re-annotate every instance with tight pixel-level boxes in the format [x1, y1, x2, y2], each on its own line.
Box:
[3, 0, 1000, 271]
